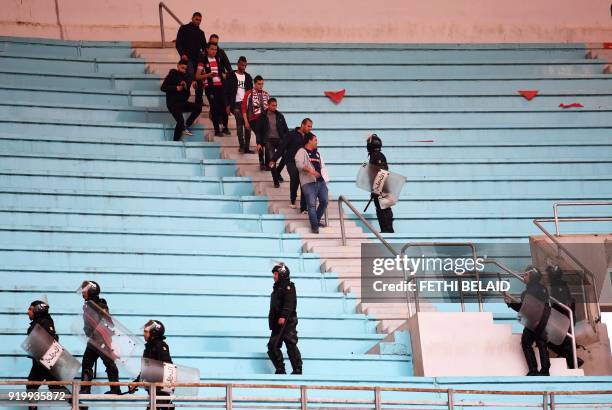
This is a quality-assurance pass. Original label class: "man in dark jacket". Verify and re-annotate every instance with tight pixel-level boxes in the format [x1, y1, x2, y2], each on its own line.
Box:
[161, 60, 202, 141]
[505, 267, 551, 376]
[547, 265, 583, 369]
[225, 56, 253, 153]
[175, 12, 206, 104]
[270, 118, 312, 211]
[196, 42, 228, 136]
[367, 134, 394, 233]
[267, 264, 302, 375]
[260, 98, 289, 187]
[129, 320, 174, 409]
[26, 300, 71, 409]
[79, 281, 122, 394]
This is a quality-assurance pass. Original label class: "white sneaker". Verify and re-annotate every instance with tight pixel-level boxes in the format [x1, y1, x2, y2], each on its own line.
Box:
[289, 203, 297, 209]
[182, 128, 193, 136]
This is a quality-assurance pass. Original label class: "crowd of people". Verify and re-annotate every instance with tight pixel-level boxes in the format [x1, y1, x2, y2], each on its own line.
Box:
[162, 11, 396, 234]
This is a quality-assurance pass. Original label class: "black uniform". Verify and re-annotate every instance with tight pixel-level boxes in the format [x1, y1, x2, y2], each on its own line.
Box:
[134, 336, 174, 410]
[26, 314, 70, 410]
[548, 271, 582, 368]
[368, 150, 394, 233]
[507, 277, 551, 375]
[272, 128, 307, 211]
[80, 296, 121, 394]
[267, 279, 302, 374]
[161, 68, 203, 141]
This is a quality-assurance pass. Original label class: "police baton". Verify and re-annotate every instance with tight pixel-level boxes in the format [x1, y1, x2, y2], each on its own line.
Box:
[274, 319, 289, 349]
[363, 197, 374, 213]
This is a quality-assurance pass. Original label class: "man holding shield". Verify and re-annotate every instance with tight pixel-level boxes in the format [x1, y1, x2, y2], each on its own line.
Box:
[79, 281, 122, 395]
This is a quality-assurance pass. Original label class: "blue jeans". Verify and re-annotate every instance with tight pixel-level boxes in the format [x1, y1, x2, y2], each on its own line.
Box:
[302, 180, 328, 229]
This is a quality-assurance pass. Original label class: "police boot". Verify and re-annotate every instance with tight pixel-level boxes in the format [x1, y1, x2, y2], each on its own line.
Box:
[537, 342, 550, 376]
[105, 364, 122, 394]
[287, 345, 303, 375]
[80, 370, 93, 394]
[523, 349, 539, 376]
[267, 347, 286, 374]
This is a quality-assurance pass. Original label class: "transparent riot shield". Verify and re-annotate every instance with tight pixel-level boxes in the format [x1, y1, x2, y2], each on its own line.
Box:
[518, 294, 570, 345]
[140, 358, 200, 396]
[544, 308, 571, 345]
[21, 323, 80, 381]
[71, 299, 144, 377]
[356, 162, 406, 209]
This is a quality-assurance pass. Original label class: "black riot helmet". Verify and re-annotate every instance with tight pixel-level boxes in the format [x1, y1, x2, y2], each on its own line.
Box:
[524, 265, 542, 284]
[546, 264, 564, 282]
[144, 320, 165, 340]
[29, 300, 49, 319]
[272, 263, 290, 281]
[366, 134, 382, 153]
[81, 280, 101, 298]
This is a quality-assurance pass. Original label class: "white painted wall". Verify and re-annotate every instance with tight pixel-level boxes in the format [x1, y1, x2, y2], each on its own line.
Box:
[0, 0, 610, 43]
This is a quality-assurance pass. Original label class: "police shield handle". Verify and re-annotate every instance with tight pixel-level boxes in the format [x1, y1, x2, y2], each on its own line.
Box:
[21, 323, 81, 381]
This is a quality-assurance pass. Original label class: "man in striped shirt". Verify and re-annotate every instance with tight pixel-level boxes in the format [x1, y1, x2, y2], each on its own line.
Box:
[196, 42, 228, 136]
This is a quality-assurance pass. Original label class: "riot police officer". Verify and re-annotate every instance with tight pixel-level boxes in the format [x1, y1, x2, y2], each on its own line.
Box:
[79, 281, 121, 395]
[26, 300, 71, 410]
[547, 265, 583, 369]
[367, 134, 394, 233]
[129, 320, 174, 410]
[267, 263, 303, 374]
[505, 266, 551, 376]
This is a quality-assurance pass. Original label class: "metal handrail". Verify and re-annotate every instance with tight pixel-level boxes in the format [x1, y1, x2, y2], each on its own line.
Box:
[336, 195, 413, 315]
[533, 216, 603, 324]
[1, 380, 610, 410]
[552, 201, 612, 236]
[159, 2, 184, 48]
[400, 242, 482, 313]
[338, 195, 395, 254]
[483, 258, 578, 370]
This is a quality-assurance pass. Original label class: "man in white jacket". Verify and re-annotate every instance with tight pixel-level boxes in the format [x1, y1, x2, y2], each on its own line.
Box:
[295, 133, 329, 234]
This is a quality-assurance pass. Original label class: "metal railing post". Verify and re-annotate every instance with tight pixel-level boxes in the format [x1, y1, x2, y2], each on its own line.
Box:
[300, 385, 307, 410]
[550, 392, 556, 410]
[159, 3, 165, 48]
[338, 200, 347, 246]
[158, 2, 184, 48]
[150, 383, 157, 410]
[226, 384, 233, 410]
[543, 391, 549, 410]
[374, 386, 381, 410]
[71, 381, 79, 410]
[447, 388, 454, 410]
